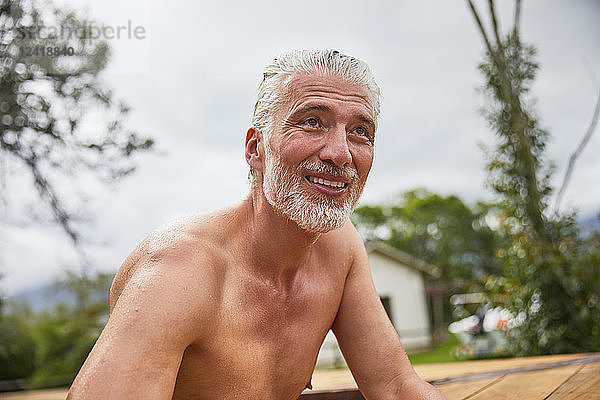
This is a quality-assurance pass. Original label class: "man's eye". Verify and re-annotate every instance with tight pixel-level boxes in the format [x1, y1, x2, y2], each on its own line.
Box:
[353, 127, 368, 137]
[303, 117, 319, 128]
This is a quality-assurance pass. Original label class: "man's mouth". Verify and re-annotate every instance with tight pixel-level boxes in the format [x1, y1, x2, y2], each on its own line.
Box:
[305, 176, 347, 189]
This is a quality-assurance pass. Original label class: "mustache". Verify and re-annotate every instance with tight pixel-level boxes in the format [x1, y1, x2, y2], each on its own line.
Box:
[298, 160, 358, 181]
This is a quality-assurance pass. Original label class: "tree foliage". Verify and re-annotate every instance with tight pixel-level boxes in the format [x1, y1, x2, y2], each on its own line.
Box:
[0, 311, 37, 380]
[1, 0, 149, 385]
[352, 189, 501, 290]
[467, 0, 551, 239]
[468, 0, 600, 355]
[28, 271, 111, 385]
[0, 0, 153, 243]
[0, 271, 112, 384]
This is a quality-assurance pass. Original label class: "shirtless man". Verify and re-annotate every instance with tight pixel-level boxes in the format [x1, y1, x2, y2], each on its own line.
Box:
[68, 50, 447, 400]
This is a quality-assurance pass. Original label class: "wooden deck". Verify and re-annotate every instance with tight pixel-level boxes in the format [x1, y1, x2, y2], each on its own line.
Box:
[1, 353, 598, 399]
[300, 353, 600, 399]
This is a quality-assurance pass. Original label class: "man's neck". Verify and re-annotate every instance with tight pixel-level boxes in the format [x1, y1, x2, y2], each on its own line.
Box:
[237, 191, 321, 291]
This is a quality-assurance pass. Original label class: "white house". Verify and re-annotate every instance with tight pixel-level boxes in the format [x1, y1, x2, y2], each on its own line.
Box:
[316, 241, 438, 367]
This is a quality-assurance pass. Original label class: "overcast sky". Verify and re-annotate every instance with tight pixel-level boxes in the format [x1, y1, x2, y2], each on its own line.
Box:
[2, 0, 599, 296]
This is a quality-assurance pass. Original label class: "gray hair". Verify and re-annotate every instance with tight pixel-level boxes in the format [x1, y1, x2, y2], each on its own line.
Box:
[251, 49, 381, 141]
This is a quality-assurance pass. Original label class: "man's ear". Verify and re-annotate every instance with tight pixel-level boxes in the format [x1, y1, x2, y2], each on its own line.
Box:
[245, 127, 263, 172]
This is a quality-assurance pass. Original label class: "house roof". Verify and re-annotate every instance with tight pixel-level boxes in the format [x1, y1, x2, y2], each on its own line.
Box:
[365, 241, 440, 278]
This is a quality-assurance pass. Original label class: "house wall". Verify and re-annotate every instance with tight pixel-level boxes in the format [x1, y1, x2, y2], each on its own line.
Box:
[316, 250, 432, 368]
[369, 252, 432, 351]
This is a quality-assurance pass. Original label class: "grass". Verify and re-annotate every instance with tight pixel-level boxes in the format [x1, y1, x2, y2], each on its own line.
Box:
[407, 334, 461, 365]
[317, 334, 463, 370]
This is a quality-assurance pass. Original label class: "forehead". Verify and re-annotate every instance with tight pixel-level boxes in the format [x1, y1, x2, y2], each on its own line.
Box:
[279, 72, 375, 118]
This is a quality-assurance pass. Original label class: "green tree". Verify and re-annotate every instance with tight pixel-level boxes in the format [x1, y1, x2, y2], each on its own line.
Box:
[353, 189, 501, 289]
[1, 0, 153, 243]
[1, 0, 151, 384]
[0, 310, 37, 380]
[29, 271, 112, 386]
[467, 0, 600, 355]
[0, 271, 112, 385]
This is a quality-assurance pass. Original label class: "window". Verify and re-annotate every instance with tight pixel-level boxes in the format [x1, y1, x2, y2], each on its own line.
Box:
[380, 296, 393, 327]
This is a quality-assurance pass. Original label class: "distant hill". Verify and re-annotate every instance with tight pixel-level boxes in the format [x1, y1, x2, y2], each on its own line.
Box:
[6, 274, 113, 313]
[579, 212, 600, 237]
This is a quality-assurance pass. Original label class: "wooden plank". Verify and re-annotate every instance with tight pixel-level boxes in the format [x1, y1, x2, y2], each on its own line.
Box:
[428, 354, 600, 386]
[2, 356, 598, 400]
[307, 369, 357, 391]
[436, 376, 503, 400]
[467, 365, 579, 400]
[546, 362, 600, 400]
[415, 353, 598, 382]
[301, 355, 600, 398]
[307, 354, 600, 393]
[0, 388, 67, 399]
[298, 388, 364, 399]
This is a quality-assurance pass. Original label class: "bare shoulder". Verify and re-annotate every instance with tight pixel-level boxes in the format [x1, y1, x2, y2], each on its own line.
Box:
[318, 219, 368, 273]
[69, 214, 231, 399]
[110, 214, 226, 318]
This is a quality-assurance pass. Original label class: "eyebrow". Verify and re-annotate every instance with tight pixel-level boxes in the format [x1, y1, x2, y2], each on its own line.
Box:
[288, 104, 333, 119]
[354, 114, 376, 132]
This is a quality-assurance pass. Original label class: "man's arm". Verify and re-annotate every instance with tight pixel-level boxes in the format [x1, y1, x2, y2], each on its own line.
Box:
[68, 247, 213, 399]
[332, 228, 447, 400]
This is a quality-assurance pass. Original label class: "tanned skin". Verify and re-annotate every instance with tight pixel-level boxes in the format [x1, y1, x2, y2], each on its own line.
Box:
[68, 72, 447, 400]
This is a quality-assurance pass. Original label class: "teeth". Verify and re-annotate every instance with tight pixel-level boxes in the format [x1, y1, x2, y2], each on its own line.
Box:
[308, 176, 346, 188]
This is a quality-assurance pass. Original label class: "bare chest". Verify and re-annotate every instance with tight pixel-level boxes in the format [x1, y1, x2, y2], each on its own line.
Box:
[172, 265, 346, 400]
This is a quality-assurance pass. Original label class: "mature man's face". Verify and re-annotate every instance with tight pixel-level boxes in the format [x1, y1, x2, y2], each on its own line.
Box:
[261, 72, 376, 233]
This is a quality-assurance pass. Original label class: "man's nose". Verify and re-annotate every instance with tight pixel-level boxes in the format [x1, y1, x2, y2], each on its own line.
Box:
[318, 126, 352, 167]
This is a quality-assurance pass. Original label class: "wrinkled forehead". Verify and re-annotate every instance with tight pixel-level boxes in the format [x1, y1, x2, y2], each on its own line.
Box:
[277, 72, 377, 122]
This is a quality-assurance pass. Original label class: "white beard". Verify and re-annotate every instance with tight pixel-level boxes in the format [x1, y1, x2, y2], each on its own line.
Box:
[262, 142, 363, 233]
